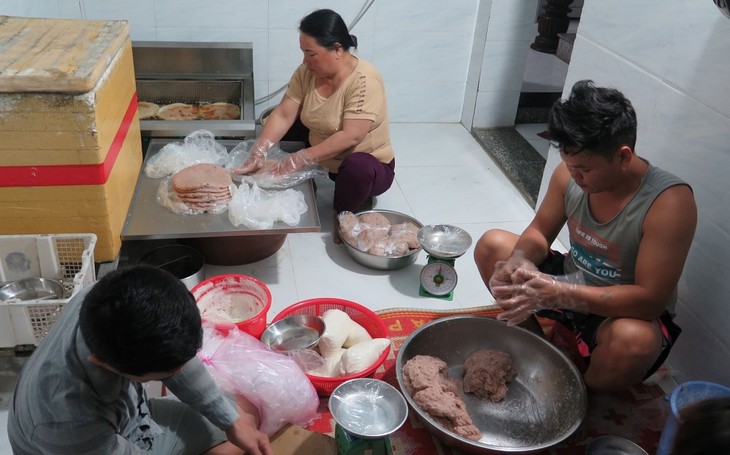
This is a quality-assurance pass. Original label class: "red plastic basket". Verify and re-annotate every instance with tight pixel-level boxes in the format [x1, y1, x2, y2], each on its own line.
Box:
[272, 298, 390, 396]
[191, 274, 272, 339]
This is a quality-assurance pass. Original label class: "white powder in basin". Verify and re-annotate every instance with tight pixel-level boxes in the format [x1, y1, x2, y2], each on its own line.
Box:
[197, 289, 264, 323]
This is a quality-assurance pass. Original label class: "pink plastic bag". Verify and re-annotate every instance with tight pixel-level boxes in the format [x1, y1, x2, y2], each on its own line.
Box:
[198, 326, 319, 435]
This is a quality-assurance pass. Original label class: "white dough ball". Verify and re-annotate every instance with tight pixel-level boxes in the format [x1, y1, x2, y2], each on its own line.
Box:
[340, 338, 390, 375]
[309, 348, 346, 377]
[343, 321, 372, 348]
[318, 309, 354, 357]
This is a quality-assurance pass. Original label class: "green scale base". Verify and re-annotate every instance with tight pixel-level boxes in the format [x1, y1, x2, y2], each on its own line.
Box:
[418, 256, 457, 301]
[335, 425, 393, 455]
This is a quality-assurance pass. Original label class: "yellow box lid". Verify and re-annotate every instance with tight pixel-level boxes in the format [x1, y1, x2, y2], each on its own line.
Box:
[0, 16, 129, 93]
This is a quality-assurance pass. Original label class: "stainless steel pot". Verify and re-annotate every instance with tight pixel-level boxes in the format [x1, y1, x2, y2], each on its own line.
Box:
[140, 244, 205, 290]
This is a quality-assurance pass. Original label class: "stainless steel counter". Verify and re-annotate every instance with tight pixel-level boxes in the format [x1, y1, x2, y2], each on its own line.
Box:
[121, 139, 321, 240]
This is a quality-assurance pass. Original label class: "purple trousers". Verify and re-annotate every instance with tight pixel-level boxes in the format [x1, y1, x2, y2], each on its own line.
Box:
[329, 152, 395, 213]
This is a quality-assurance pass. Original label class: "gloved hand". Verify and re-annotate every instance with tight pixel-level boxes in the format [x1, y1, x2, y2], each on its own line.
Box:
[488, 250, 538, 291]
[491, 269, 586, 325]
[263, 149, 316, 177]
[231, 139, 274, 175]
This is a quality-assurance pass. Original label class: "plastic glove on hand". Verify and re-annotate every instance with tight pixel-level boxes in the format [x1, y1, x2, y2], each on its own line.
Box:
[492, 268, 585, 325]
[266, 149, 316, 177]
[231, 139, 274, 175]
[488, 250, 538, 291]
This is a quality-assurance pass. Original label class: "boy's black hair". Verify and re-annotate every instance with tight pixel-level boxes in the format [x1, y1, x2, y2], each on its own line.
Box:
[79, 265, 202, 376]
[547, 80, 638, 159]
[300, 9, 358, 51]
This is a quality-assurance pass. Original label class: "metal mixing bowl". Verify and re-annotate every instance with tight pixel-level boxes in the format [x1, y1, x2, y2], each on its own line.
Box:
[0, 278, 65, 302]
[396, 316, 587, 453]
[329, 378, 408, 439]
[259, 314, 325, 353]
[140, 244, 205, 290]
[341, 209, 423, 270]
[585, 436, 648, 455]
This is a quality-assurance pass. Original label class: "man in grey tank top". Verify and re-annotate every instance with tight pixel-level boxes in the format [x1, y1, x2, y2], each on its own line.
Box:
[474, 80, 697, 391]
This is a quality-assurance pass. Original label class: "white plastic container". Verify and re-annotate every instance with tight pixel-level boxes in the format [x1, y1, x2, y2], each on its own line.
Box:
[0, 233, 96, 347]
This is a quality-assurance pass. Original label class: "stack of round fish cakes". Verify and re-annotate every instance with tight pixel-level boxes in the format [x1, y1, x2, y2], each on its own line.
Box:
[172, 163, 233, 212]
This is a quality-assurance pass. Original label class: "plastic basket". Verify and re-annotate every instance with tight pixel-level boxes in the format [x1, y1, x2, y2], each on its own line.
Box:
[0, 233, 97, 347]
[192, 274, 272, 339]
[656, 381, 730, 454]
[273, 298, 391, 396]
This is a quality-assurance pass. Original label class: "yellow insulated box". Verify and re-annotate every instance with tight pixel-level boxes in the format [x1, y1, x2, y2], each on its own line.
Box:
[0, 16, 143, 262]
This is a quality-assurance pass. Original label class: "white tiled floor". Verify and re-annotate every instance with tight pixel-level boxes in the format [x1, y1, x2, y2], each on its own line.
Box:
[0, 123, 539, 451]
[206, 123, 537, 319]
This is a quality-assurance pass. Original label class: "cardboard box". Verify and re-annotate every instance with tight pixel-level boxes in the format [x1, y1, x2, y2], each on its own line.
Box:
[0, 16, 143, 262]
[270, 425, 338, 455]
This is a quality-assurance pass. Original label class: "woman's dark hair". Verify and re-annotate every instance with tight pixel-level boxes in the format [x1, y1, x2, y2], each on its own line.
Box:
[79, 265, 202, 376]
[547, 80, 637, 159]
[300, 9, 357, 51]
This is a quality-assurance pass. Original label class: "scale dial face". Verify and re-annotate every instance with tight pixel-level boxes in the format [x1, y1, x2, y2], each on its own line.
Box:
[420, 261, 458, 296]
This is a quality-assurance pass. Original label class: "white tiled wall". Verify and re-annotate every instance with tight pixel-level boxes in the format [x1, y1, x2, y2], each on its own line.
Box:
[471, 0, 539, 128]
[0, 0, 542, 127]
[0, 0, 495, 123]
[537, 0, 730, 385]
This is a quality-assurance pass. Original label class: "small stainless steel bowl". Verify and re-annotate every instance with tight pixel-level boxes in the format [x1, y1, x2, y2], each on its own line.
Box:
[260, 314, 325, 353]
[329, 378, 408, 439]
[585, 436, 648, 455]
[341, 209, 423, 271]
[0, 278, 65, 302]
[417, 224, 472, 258]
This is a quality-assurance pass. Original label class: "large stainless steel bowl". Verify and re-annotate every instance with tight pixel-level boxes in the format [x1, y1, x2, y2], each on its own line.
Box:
[396, 316, 587, 453]
[341, 209, 422, 270]
[0, 277, 65, 302]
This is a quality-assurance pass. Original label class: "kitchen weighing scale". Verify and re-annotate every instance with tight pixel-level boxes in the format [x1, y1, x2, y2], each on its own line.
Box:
[329, 378, 408, 455]
[417, 224, 472, 300]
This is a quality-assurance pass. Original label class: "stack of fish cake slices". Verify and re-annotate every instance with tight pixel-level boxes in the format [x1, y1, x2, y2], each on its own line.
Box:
[172, 163, 233, 212]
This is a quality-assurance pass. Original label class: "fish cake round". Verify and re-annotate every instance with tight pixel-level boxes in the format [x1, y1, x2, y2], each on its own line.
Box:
[198, 102, 241, 120]
[172, 163, 233, 193]
[157, 103, 199, 120]
[138, 101, 160, 119]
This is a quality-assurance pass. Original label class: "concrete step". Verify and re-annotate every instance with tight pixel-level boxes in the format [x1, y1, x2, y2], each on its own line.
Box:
[556, 33, 576, 64]
[515, 92, 561, 124]
[471, 127, 546, 208]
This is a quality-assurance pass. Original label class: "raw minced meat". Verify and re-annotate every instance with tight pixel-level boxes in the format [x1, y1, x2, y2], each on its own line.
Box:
[462, 349, 517, 402]
[402, 355, 481, 441]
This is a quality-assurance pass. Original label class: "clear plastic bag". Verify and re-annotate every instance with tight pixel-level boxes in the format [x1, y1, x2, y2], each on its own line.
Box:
[144, 130, 229, 178]
[228, 182, 308, 229]
[198, 326, 319, 436]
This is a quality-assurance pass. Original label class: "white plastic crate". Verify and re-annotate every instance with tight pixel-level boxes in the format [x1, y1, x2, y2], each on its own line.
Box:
[0, 233, 97, 347]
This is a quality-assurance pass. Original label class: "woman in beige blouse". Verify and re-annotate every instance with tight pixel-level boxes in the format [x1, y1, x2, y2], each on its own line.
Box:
[233, 9, 395, 243]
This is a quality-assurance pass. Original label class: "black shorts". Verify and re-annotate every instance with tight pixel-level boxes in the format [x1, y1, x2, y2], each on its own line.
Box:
[536, 250, 682, 379]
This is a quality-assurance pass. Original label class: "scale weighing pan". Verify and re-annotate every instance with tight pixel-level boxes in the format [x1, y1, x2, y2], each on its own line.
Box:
[329, 378, 408, 440]
[417, 224, 472, 258]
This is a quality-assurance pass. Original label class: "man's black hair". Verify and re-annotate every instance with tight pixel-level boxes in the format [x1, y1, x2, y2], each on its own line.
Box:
[79, 265, 202, 376]
[547, 80, 638, 159]
[300, 9, 358, 51]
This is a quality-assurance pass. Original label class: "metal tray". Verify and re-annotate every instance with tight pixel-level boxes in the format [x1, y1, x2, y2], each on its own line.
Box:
[121, 139, 321, 240]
